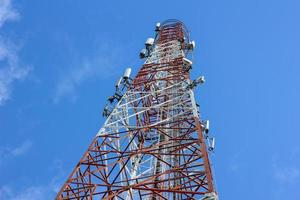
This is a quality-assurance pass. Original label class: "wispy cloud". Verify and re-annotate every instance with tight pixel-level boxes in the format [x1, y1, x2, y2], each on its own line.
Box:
[272, 154, 300, 184]
[10, 140, 32, 156]
[227, 152, 242, 172]
[53, 42, 125, 103]
[0, 159, 66, 200]
[275, 166, 300, 182]
[0, 0, 20, 28]
[0, 0, 31, 106]
[0, 140, 32, 165]
[0, 185, 46, 200]
[273, 165, 300, 183]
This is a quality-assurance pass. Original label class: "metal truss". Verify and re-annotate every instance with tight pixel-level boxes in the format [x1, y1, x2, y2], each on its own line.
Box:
[56, 19, 217, 200]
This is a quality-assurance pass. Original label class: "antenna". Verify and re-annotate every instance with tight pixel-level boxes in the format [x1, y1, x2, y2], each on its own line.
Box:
[123, 67, 132, 80]
[115, 77, 122, 90]
[183, 57, 193, 71]
[155, 22, 161, 31]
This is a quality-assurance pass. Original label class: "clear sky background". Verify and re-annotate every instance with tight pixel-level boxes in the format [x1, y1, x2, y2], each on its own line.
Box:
[0, 0, 299, 199]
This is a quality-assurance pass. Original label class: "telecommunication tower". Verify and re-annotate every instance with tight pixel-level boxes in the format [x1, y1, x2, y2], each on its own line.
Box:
[56, 19, 218, 200]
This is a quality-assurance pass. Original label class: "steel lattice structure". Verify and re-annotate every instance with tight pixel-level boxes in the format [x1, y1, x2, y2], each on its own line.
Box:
[56, 19, 218, 200]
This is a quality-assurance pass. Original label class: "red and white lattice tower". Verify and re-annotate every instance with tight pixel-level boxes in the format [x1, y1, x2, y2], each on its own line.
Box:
[56, 19, 218, 200]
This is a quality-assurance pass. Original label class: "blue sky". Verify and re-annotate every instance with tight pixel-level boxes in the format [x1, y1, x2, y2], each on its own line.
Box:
[0, 0, 299, 199]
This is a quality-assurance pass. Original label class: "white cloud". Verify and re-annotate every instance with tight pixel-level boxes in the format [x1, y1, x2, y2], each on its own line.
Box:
[228, 152, 241, 172]
[0, 0, 31, 106]
[0, 159, 65, 200]
[0, 39, 31, 105]
[0, 58, 29, 105]
[0, 185, 12, 199]
[11, 140, 32, 156]
[274, 166, 300, 183]
[0, 140, 32, 165]
[272, 154, 300, 184]
[53, 42, 124, 103]
[0, 0, 19, 28]
[0, 185, 46, 200]
[0, 185, 53, 200]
